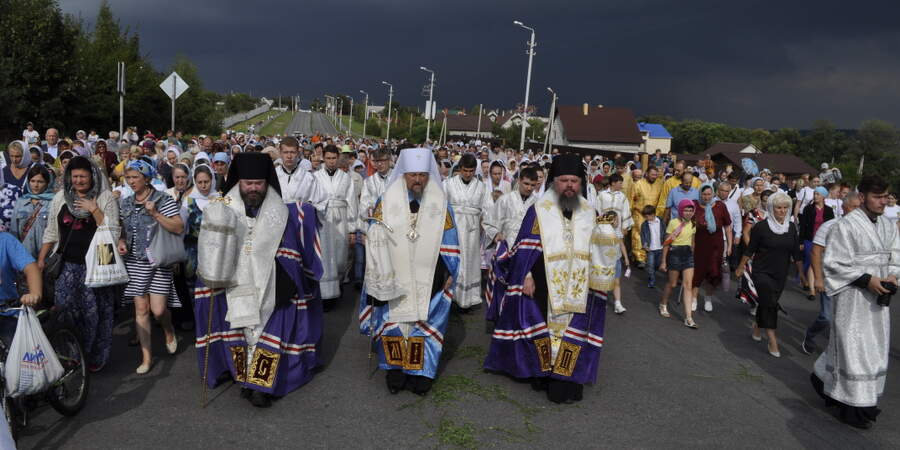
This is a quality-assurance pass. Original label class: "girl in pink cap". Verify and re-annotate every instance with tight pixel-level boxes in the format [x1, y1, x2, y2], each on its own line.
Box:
[659, 199, 699, 328]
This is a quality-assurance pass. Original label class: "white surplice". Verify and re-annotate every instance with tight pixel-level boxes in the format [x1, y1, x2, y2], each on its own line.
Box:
[276, 164, 326, 207]
[443, 175, 491, 308]
[359, 171, 391, 223]
[595, 188, 633, 233]
[484, 190, 537, 246]
[313, 168, 359, 299]
[815, 208, 900, 407]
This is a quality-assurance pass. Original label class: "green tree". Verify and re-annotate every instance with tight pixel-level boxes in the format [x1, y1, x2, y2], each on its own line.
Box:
[767, 128, 801, 154]
[168, 55, 223, 135]
[0, 0, 82, 136]
[851, 120, 900, 187]
[223, 93, 258, 114]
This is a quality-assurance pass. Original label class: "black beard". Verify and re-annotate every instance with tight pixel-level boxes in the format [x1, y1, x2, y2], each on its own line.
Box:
[241, 189, 266, 208]
[558, 192, 580, 212]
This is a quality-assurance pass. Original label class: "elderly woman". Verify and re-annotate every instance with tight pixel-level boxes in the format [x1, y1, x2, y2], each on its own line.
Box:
[38, 156, 119, 372]
[165, 162, 193, 329]
[10, 165, 55, 258]
[158, 146, 181, 188]
[117, 159, 184, 374]
[1, 141, 32, 230]
[734, 193, 802, 358]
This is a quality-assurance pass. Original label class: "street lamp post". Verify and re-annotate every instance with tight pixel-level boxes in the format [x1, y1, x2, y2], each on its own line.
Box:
[360, 90, 369, 138]
[382, 81, 393, 143]
[420, 66, 435, 143]
[544, 87, 557, 155]
[337, 97, 343, 129]
[513, 20, 536, 151]
[347, 96, 354, 136]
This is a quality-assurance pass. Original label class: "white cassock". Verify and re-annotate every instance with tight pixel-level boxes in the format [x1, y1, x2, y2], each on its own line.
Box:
[595, 188, 633, 234]
[277, 164, 326, 207]
[359, 171, 391, 222]
[815, 208, 900, 407]
[313, 168, 359, 299]
[443, 175, 491, 308]
[484, 190, 537, 247]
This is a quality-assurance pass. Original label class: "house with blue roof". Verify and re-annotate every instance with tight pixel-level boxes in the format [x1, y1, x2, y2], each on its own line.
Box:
[638, 122, 673, 154]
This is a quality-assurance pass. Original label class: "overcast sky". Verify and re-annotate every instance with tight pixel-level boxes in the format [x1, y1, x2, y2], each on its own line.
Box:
[61, 0, 900, 129]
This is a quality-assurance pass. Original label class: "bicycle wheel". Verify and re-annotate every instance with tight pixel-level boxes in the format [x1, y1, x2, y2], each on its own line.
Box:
[46, 327, 89, 416]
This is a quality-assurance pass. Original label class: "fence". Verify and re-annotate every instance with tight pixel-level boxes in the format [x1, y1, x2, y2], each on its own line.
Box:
[221, 104, 271, 128]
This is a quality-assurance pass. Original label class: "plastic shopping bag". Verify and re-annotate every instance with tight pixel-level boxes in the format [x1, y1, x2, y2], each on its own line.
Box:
[85, 224, 129, 288]
[5, 307, 64, 398]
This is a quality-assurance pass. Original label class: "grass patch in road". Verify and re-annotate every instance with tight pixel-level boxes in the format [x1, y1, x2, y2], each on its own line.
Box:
[230, 109, 277, 132]
[259, 111, 295, 136]
[455, 345, 487, 365]
[430, 418, 478, 449]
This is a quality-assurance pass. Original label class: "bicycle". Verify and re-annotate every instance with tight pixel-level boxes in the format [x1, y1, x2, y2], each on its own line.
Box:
[0, 306, 89, 441]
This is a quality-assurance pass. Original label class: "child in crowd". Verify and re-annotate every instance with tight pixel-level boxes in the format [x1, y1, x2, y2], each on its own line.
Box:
[640, 205, 664, 288]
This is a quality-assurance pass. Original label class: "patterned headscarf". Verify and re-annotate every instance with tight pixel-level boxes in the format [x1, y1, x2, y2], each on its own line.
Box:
[64, 156, 107, 219]
[126, 159, 157, 180]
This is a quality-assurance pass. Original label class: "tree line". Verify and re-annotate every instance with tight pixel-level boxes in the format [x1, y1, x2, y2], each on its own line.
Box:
[0, 0, 258, 141]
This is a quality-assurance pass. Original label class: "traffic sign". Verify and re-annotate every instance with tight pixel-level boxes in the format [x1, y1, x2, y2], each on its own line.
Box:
[159, 72, 190, 100]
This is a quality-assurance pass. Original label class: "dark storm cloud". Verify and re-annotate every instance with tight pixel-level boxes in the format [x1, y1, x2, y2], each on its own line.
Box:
[62, 0, 900, 128]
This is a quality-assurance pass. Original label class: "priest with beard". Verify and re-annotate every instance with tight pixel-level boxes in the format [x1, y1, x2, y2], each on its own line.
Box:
[484, 154, 612, 404]
[194, 152, 324, 408]
[358, 147, 460, 396]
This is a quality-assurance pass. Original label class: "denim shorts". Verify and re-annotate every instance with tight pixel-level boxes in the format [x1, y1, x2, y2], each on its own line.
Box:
[667, 245, 694, 271]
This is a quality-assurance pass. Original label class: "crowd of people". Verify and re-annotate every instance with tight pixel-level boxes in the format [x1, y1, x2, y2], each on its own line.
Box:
[0, 122, 895, 429]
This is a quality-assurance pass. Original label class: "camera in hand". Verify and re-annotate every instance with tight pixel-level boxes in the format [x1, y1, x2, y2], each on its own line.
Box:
[877, 281, 897, 307]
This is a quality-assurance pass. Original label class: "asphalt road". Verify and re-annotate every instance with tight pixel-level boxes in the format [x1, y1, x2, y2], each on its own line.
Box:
[284, 111, 339, 136]
[15, 268, 900, 449]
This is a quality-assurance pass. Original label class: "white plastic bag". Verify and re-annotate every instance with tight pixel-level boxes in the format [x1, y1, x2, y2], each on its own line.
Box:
[85, 224, 129, 288]
[5, 307, 64, 397]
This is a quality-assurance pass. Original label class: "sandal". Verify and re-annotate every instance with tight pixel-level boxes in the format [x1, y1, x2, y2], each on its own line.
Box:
[658, 304, 670, 318]
[684, 318, 698, 329]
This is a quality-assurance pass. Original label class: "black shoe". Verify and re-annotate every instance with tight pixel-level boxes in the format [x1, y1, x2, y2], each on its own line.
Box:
[530, 377, 548, 392]
[410, 376, 433, 396]
[386, 370, 406, 394]
[240, 387, 253, 400]
[807, 294, 816, 301]
[249, 390, 272, 408]
[322, 298, 336, 312]
[801, 338, 816, 355]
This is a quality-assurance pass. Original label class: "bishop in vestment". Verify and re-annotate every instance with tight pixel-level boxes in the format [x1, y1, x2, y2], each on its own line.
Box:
[359, 148, 460, 395]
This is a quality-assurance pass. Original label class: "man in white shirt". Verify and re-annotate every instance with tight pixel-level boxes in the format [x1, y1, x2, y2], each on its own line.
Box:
[794, 176, 819, 220]
[484, 167, 539, 247]
[825, 183, 844, 218]
[22, 122, 39, 145]
[42, 128, 60, 159]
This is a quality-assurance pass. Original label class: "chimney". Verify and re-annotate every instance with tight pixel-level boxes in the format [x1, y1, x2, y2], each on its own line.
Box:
[583, 103, 589, 116]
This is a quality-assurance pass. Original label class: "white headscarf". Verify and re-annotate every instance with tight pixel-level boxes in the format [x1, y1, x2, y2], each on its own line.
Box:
[189, 164, 219, 211]
[766, 192, 791, 235]
[386, 147, 443, 191]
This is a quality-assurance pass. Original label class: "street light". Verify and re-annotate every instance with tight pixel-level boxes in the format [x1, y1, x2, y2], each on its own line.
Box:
[360, 90, 369, 138]
[543, 87, 557, 155]
[420, 66, 435, 143]
[513, 20, 536, 151]
[382, 81, 393, 143]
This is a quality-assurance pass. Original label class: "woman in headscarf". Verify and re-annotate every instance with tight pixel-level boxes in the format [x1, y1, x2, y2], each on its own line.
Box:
[118, 158, 183, 374]
[10, 165, 55, 258]
[193, 151, 211, 167]
[158, 146, 181, 188]
[799, 186, 834, 301]
[38, 156, 119, 372]
[0, 141, 32, 230]
[165, 162, 194, 330]
[659, 199, 698, 328]
[734, 192, 802, 358]
[691, 185, 733, 313]
[183, 164, 219, 295]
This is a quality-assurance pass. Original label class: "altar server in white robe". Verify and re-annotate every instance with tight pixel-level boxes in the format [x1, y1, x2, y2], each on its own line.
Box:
[485, 166, 540, 247]
[276, 137, 326, 206]
[813, 175, 900, 429]
[313, 144, 359, 310]
[443, 153, 491, 310]
[596, 173, 633, 314]
[359, 148, 393, 222]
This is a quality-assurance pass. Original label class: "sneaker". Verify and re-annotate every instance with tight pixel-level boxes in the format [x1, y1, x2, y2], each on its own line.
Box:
[614, 301, 626, 315]
[704, 297, 713, 312]
[801, 337, 816, 355]
[691, 300, 697, 312]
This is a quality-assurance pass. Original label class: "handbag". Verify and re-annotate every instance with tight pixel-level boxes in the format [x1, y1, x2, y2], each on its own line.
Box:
[85, 222, 130, 287]
[146, 221, 187, 268]
[43, 220, 75, 282]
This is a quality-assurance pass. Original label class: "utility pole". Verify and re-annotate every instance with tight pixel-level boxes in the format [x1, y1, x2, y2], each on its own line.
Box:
[514, 20, 537, 151]
[360, 90, 369, 138]
[544, 87, 557, 155]
[476, 103, 483, 137]
[117, 61, 125, 139]
[382, 81, 393, 143]
[420, 66, 435, 143]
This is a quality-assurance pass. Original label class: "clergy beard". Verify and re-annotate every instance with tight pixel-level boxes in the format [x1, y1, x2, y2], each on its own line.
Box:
[241, 187, 267, 208]
[557, 190, 580, 212]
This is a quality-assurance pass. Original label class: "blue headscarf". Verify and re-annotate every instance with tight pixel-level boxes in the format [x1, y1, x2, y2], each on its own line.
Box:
[700, 185, 716, 234]
[21, 166, 55, 202]
[126, 159, 157, 180]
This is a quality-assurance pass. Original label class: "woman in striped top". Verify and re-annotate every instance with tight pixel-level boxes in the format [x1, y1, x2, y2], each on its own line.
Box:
[117, 159, 184, 374]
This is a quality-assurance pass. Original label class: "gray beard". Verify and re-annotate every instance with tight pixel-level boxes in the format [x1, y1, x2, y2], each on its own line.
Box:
[558, 191, 580, 212]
